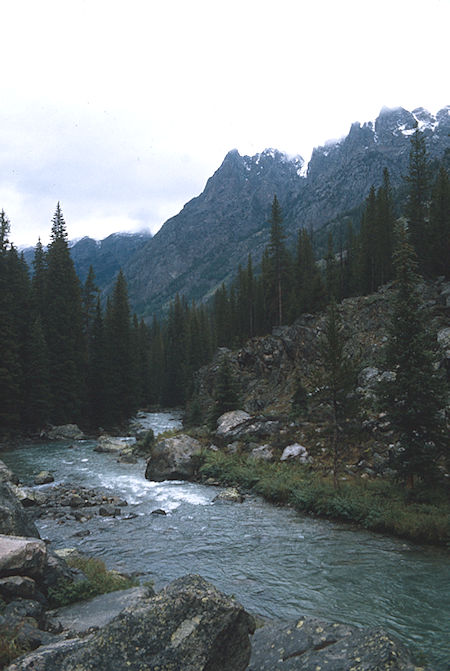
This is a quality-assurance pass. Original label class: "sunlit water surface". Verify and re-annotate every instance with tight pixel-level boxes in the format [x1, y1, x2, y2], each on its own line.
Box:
[2, 412, 449, 669]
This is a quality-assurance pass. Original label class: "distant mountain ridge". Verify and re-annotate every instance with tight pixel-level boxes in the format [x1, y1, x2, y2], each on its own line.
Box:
[119, 105, 449, 318]
[21, 106, 449, 318]
[22, 230, 152, 288]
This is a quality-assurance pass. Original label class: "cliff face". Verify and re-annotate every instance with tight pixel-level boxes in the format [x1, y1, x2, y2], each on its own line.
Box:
[118, 106, 449, 317]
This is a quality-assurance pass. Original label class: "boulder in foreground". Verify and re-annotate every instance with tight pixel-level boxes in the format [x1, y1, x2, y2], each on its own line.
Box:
[8, 574, 256, 671]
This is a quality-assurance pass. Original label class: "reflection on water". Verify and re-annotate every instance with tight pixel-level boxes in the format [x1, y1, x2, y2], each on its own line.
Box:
[2, 412, 449, 669]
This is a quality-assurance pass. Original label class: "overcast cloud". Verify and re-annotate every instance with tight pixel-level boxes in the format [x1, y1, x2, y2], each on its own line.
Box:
[1, 0, 449, 247]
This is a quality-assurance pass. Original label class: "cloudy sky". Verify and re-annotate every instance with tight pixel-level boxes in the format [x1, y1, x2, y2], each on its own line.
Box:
[1, 0, 449, 247]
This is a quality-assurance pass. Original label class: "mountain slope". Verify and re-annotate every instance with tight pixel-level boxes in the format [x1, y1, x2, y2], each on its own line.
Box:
[120, 105, 449, 318]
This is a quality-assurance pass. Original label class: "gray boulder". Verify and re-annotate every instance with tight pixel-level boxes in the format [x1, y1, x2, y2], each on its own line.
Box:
[249, 617, 429, 670]
[216, 410, 252, 435]
[0, 482, 40, 537]
[0, 535, 47, 580]
[280, 443, 311, 464]
[145, 434, 202, 481]
[8, 574, 255, 671]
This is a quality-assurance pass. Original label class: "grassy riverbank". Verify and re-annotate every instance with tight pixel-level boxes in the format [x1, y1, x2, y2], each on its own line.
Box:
[198, 451, 450, 547]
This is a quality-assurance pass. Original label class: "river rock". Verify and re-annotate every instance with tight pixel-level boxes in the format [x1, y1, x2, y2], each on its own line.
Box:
[145, 434, 203, 481]
[8, 574, 256, 671]
[0, 535, 47, 580]
[34, 471, 54, 485]
[0, 482, 40, 537]
[47, 425, 85, 441]
[213, 487, 245, 503]
[94, 435, 137, 453]
[248, 617, 429, 670]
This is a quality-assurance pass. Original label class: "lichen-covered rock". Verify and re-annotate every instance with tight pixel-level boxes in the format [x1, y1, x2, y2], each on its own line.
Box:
[8, 575, 255, 671]
[145, 434, 203, 481]
[0, 535, 47, 580]
[216, 410, 252, 435]
[249, 617, 430, 670]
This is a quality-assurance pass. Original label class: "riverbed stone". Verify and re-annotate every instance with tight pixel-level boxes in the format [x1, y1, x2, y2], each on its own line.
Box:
[94, 435, 137, 453]
[0, 575, 37, 600]
[34, 471, 54, 485]
[145, 434, 203, 481]
[213, 487, 245, 503]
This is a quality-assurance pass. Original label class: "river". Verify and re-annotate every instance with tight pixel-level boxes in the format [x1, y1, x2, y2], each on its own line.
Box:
[2, 412, 449, 669]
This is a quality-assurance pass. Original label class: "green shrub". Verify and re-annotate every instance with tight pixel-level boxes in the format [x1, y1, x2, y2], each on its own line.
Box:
[48, 555, 138, 607]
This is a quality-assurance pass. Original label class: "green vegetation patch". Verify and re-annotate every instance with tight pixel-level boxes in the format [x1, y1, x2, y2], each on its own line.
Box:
[48, 555, 138, 607]
[199, 451, 450, 546]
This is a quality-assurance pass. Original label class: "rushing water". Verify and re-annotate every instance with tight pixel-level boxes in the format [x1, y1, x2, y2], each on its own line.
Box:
[2, 412, 449, 670]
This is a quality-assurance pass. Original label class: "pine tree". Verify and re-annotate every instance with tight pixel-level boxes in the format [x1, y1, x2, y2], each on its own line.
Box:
[429, 165, 450, 278]
[86, 299, 108, 428]
[31, 238, 47, 320]
[405, 127, 432, 273]
[44, 204, 86, 424]
[378, 223, 448, 486]
[26, 317, 51, 429]
[267, 195, 289, 326]
[104, 270, 137, 424]
[0, 212, 21, 432]
[209, 354, 240, 429]
[162, 294, 188, 406]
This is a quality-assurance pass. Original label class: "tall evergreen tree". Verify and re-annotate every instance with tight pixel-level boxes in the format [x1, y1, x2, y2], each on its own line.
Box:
[267, 195, 289, 326]
[104, 270, 137, 424]
[44, 204, 86, 424]
[0, 212, 21, 432]
[26, 316, 51, 429]
[429, 165, 450, 278]
[378, 223, 448, 486]
[405, 126, 432, 273]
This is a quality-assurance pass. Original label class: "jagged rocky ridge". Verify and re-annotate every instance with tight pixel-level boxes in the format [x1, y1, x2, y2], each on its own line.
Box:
[120, 105, 449, 317]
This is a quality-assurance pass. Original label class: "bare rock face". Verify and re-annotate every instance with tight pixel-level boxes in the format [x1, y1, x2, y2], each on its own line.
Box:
[145, 434, 203, 481]
[0, 535, 47, 580]
[8, 574, 256, 671]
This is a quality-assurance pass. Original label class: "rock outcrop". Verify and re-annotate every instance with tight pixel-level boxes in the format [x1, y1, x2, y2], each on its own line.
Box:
[8, 575, 256, 671]
[249, 617, 428, 670]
